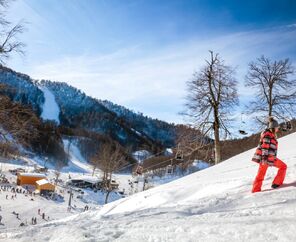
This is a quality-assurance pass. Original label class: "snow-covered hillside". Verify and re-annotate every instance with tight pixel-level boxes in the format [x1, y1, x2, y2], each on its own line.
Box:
[1, 132, 296, 242]
[61, 139, 92, 173]
[39, 85, 60, 124]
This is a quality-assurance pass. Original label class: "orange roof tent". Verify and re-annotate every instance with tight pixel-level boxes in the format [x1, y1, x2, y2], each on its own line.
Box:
[36, 179, 55, 192]
[17, 173, 46, 186]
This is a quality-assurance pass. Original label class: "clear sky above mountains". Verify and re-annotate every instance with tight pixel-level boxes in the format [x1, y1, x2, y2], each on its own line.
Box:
[7, 0, 296, 127]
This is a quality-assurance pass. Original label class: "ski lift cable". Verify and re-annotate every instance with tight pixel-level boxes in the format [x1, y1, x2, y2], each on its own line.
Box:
[133, 151, 188, 176]
[115, 153, 174, 174]
[114, 148, 177, 174]
[141, 157, 178, 173]
[114, 162, 136, 173]
[144, 149, 169, 160]
[115, 148, 168, 172]
[140, 143, 209, 173]
[116, 134, 215, 174]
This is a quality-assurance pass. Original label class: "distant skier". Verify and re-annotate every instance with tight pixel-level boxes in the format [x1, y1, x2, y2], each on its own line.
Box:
[251, 117, 287, 193]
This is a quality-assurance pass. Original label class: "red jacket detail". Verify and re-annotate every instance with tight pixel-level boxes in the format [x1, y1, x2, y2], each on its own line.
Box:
[252, 129, 278, 166]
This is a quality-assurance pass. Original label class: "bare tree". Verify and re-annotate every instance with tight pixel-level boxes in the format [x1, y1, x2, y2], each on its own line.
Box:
[0, 86, 40, 156]
[54, 159, 65, 185]
[91, 142, 127, 204]
[89, 150, 100, 177]
[245, 56, 296, 123]
[0, 0, 25, 63]
[184, 51, 238, 164]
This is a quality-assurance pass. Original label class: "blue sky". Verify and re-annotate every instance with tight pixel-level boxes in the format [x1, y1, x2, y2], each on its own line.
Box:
[6, 0, 296, 132]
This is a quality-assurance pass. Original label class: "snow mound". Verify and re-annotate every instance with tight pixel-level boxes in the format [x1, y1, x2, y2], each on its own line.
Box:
[1, 133, 296, 241]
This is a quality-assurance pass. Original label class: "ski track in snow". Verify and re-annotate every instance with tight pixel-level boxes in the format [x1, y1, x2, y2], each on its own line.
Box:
[1, 133, 296, 241]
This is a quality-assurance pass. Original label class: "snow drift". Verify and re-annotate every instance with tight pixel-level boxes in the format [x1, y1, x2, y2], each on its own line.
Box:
[1, 133, 296, 242]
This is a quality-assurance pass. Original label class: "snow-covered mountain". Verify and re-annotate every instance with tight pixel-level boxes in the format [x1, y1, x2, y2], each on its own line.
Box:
[1, 132, 295, 242]
[0, 65, 177, 152]
[0, 66, 44, 115]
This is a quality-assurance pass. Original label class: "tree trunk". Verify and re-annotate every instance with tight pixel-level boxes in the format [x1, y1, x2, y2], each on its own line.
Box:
[105, 189, 111, 204]
[142, 177, 147, 191]
[104, 177, 112, 204]
[269, 86, 273, 117]
[214, 128, 221, 164]
[214, 105, 221, 165]
[213, 110, 221, 164]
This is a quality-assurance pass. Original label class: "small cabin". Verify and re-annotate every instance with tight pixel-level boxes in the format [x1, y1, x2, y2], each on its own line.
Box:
[17, 173, 46, 186]
[36, 179, 55, 194]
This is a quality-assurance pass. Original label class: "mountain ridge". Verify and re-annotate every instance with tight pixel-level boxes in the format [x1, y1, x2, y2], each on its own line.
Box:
[0, 65, 178, 153]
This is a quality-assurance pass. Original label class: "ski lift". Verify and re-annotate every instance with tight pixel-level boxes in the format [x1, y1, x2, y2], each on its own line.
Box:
[166, 159, 174, 175]
[238, 113, 248, 135]
[175, 143, 184, 161]
[176, 152, 184, 161]
[280, 119, 293, 132]
[135, 165, 143, 176]
[239, 130, 248, 135]
[166, 165, 173, 175]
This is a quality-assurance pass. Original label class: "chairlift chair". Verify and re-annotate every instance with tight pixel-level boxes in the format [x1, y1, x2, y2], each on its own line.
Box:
[239, 130, 248, 135]
[238, 113, 248, 135]
[281, 119, 293, 132]
[166, 165, 173, 175]
[176, 153, 184, 160]
[135, 165, 143, 176]
[175, 143, 184, 161]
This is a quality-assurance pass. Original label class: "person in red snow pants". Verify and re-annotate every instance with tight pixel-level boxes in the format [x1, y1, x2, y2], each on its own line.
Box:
[251, 117, 287, 193]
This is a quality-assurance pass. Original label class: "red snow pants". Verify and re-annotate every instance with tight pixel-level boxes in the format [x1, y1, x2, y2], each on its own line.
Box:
[252, 158, 287, 193]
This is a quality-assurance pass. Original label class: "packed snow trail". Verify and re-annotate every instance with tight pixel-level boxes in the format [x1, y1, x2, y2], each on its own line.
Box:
[61, 139, 94, 174]
[39, 85, 60, 124]
[1, 133, 296, 241]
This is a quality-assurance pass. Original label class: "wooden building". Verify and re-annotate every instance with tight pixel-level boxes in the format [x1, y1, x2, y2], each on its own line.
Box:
[36, 179, 55, 193]
[17, 173, 46, 186]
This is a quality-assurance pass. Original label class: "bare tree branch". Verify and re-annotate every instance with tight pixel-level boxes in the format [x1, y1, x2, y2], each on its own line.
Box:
[0, 0, 25, 63]
[90, 142, 128, 204]
[245, 56, 296, 124]
[183, 51, 238, 164]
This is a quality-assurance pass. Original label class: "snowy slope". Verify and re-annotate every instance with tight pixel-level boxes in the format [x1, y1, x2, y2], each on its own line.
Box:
[1, 133, 296, 242]
[61, 139, 94, 174]
[39, 85, 60, 124]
